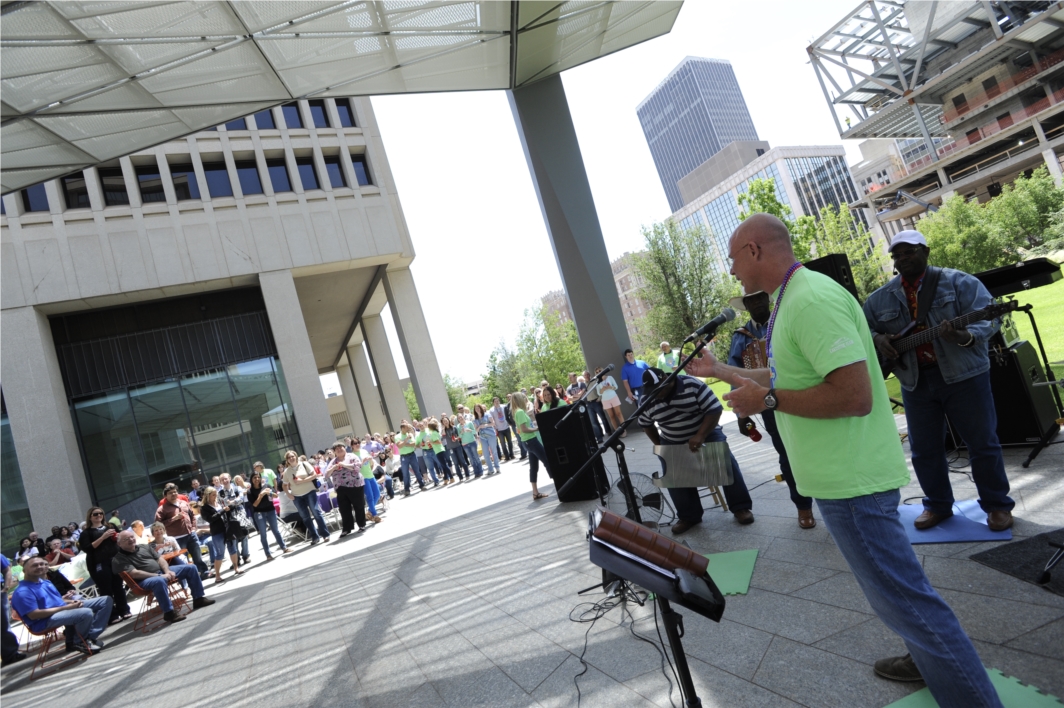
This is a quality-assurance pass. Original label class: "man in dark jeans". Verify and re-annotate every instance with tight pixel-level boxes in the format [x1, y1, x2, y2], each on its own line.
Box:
[504, 394, 527, 460]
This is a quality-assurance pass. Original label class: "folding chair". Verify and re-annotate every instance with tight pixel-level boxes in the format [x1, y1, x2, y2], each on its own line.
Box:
[11, 608, 91, 680]
[279, 515, 308, 545]
[119, 571, 191, 634]
[59, 554, 99, 598]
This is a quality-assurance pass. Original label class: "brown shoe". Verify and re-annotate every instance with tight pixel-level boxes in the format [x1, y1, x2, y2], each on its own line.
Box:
[671, 520, 701, 535]
[987, 510, 1013, 531]
[733, 510, 755, 525]
[798, 508, 816, 529]
[914, 510, 952, 530]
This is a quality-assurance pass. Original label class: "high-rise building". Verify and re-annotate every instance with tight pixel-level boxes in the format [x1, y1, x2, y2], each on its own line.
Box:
[0, 97, 449, 541]
[638, 57, 761, 211]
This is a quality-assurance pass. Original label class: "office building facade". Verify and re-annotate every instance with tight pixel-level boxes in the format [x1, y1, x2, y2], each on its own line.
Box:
[638, 57, 761, 211]
[1, 97, 449, 543]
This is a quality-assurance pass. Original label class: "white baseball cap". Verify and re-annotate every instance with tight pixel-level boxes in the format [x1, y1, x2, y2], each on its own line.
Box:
[889, 230, 927, 250]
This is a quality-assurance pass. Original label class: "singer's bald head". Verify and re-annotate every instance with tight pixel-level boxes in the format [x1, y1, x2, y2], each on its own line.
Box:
[729, 213, 797, 295]
[732, 213, 794, 258]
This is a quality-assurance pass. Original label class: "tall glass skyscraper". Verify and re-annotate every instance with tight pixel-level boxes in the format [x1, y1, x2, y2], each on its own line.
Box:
[638, 57, 760, 211]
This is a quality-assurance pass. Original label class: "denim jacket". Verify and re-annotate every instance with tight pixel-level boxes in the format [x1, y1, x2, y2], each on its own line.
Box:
[862, 268, 999, 391]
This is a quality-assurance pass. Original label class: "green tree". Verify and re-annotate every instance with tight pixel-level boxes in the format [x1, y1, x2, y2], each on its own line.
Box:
[483, 342, 521, 402]
[918, 194, 1017, 273]
[984, 166, 1064, 250]
[737, 178, 818, 261]
[633, 220, 741, 362]
[514, 305, 585, 389]
[442, 374, 465, 414]
[403, 383, 421, 421]
[812, 205, 889, 301]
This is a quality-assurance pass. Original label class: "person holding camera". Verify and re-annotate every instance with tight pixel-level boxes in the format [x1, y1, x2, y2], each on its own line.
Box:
[249, 471, 289, 560]
[78, 506, 131, 625]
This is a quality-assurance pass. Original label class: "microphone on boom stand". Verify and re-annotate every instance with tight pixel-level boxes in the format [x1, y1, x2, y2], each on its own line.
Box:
[683, 308, 737, 343]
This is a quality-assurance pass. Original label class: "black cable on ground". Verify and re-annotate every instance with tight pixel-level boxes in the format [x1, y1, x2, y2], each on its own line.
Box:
[622, 598, 677, 708]
[653, 596, 682, 701]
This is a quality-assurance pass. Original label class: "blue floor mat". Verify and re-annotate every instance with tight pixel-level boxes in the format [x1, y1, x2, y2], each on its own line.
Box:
[898, 499, 1012, 544]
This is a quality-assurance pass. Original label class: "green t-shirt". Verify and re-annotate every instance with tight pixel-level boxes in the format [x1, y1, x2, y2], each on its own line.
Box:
[459, 421, 477, 445]
[513, 408, 541, 442]
[657, 351, 684, 375]
[419, 429, 445, 453]
[769, 268, 910, 500]
[262, 470, 277, 487]
[359, 450, 374, 478]
[397, 432, 417, 455]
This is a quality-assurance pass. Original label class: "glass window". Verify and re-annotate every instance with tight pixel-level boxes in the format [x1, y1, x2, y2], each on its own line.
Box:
[136, 164, 166, 203]
[323, 155, 346, 188]
[351, 155, 371, 186]
[201, 161, 233, 198]
[1, 403, 33, 549]
[308, 100, 329, 128]
[228, 358, 299, 460]
[224, 117, 247, 131]
[235, 160, 263, 195]
[98, 167, 130, 206]
[129, 380, 200, 498]
[181, 369, 249, 478]
[20, 183, 49, 212]
[253, 110, 275, 130]
[73, 391, 151, 510]
[169, 163, 201, 201]
[1, 198, 5, 215]
[62, 173, 91, 209]
[281, 103, 303, 129]
[335, 99, 356, 128]
[295, 157, 320, 191]
[266, 159, 292, 193]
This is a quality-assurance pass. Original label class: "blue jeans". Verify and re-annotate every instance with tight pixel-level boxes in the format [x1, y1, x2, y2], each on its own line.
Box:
[293, 491, 330, 541]
[47, 596, 112, 646]
[400, 453, 423, 490]
[1, 591, 20, 660]
[463, 442, 484, 477]
[902, 368, 1013, 514]
[434, 450, 454, 480]
[586, 400, 610, 442]
[139, 566, 205, 613]
[253, 508, 287, 555]
[516, 434, 528, 458]
[448, 447, 469, 478]
[209, 533, 238, 561]
[524, 436, 549, 484]
[481, 434, 501, 473]
[421, 450, 442, 484]
[364, 477, 381, 516]
[178, 533, 208, 575]
[379, 474, 394, 498]
[665, 428, 752, 523]
[762, 410, 811, 511]
[817, 489, 1002, 708]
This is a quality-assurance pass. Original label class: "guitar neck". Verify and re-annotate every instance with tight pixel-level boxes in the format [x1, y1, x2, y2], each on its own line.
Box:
[894, 308, 989, 353]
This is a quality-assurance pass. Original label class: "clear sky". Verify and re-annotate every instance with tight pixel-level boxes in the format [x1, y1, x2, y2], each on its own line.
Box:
[321, 0, 861, 395]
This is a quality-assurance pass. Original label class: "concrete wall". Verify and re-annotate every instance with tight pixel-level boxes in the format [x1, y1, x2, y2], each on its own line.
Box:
[677, 141, 771, 206]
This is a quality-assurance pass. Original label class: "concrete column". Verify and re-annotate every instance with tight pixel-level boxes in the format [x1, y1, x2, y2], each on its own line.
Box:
[508, 75, 631, 376]
[0, 306, 93, 530]
[259, 270, 336, 452]
[348, 343, 390, 432]
[361, 315, 413, 426]
[1043, 150, 1064, 187]
[380, 270, 451, 417]
[335, 363, 370, 436]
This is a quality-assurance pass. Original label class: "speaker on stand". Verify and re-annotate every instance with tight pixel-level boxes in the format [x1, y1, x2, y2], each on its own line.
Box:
[536, 404, 608, 503]
[804, 253, 861, 302]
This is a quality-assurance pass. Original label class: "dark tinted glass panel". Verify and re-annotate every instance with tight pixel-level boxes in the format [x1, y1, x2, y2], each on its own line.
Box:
[266, 159, 292, 193]
[21, 183, 49, 212]
[74, 391, 151, 509]
[234, 160, 263, 195]
[129, 380, 198, 497]
[335, 99, 356, 127]
[281, 103, 303, 129]
[169, 163, 201, 200]
[62, 173, 91, 209]
[137, 165, 166, 202]
[182, 369, 248, 475]
[202, 162, 233, 197]
[351, 155, 371, 185]
[323, 155, 346, 188]
[98, 167, 130, 206]
[295, 157, 319, 190]
[1, 407, 32, 550]
[1, 198, 5, 215]
[308, 100, 329, 128]
[253, 110, 275, 130]
[228, 358, 299, 460]
[225, 118, 247, 130]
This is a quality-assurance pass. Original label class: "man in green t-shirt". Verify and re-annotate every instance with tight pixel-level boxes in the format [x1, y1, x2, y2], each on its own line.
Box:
[689, 214, 1000, 708]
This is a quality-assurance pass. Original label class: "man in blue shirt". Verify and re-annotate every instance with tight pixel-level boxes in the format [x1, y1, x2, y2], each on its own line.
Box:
[620, 349, 650, 404]
[2, 554, 27, 665]
[11, 556, 111, 654]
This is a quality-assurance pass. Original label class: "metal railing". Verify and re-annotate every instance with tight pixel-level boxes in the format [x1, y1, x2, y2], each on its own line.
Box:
[940, 47, 1064, 124]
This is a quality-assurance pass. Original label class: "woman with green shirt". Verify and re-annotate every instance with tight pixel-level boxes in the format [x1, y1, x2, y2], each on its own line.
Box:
[539, 385, 567, 412]
[458, 415, 484, 479]
[424, 419, 455, 485]
[397, 423, 425, 496]
[416, 420, 443, 487]
[511, 391, 551, 500]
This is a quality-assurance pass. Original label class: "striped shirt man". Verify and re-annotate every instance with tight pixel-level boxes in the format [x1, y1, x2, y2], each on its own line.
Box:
[637, 375, 722, 444]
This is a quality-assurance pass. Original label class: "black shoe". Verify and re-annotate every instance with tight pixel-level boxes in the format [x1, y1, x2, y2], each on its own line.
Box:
[874, 654, 923, 682]
[310, 538, 320, 546]
[339, 531, 350, 538]
[2, 652, 27, 665]
[163, 610, 185, 623]
[242, 556, 251, 564]
[70, 642, 97, 656]
[192, 596, 216, 609]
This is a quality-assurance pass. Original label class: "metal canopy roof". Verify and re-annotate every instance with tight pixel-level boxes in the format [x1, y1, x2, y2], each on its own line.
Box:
[0, 0, 682, 193]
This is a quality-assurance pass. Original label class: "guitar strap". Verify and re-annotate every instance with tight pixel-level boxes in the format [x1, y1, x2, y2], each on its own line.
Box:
[914, 266, 941, 327]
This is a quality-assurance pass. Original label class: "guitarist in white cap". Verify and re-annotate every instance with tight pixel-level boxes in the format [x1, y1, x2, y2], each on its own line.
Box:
[863, 230, 1014, 533]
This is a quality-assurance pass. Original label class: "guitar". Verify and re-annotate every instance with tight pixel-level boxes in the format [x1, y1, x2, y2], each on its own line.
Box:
[876, 301, 1017, 379]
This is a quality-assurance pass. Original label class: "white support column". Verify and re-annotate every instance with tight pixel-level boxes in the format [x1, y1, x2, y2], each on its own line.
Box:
[346, 344, 390, 433]
[361, 316, 413, 426]
[259, 270, 337, 452]
[335, 363, 369, 437]
[1043, 149, 1063, 187]
[1, 306, 93, 529]
[381, 268, 451, 418]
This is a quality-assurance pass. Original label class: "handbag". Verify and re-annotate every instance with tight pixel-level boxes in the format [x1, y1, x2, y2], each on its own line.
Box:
[223, 507, 254, 541]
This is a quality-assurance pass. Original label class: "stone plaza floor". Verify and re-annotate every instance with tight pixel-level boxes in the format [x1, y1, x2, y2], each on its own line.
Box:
[2, 414, 1062, 708]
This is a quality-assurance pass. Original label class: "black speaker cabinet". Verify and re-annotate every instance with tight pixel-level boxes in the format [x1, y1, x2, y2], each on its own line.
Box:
[988, 340, 1060, 445]
[804, 253, 861, 303]
[535, 404, 606, 502]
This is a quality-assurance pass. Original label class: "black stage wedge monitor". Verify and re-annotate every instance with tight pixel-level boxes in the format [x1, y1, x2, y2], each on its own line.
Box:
[535, 405, 605, 503]
[804, 253, 861, 303]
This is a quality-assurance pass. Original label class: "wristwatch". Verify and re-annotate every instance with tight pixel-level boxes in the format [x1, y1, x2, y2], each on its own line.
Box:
[764, 388, 779, 411]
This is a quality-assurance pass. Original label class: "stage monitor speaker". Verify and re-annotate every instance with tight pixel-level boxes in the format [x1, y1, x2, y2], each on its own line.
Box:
[804, 253, 861, 303]
[536, 405, 606, 503]
[988, 340, 1060, 445]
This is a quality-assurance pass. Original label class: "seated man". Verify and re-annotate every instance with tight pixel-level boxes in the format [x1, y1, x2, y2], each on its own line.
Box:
[10, 556, 112, 655]
[112, 530, 215, 624]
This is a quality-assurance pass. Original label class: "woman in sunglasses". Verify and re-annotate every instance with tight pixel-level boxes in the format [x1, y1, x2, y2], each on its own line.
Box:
[78, 506, 132, 624]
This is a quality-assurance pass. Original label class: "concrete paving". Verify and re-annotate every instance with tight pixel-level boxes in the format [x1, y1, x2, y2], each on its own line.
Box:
[2, 414, 1062, 708]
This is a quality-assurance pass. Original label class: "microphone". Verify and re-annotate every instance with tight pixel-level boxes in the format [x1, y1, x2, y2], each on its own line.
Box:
[591, 364, 615, 382]
[684, 308, 737, 343]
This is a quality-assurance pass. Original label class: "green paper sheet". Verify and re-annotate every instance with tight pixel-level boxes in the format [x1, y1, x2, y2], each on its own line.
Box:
[883, 668, 1062, 707]
[703, 549, 758, 596]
